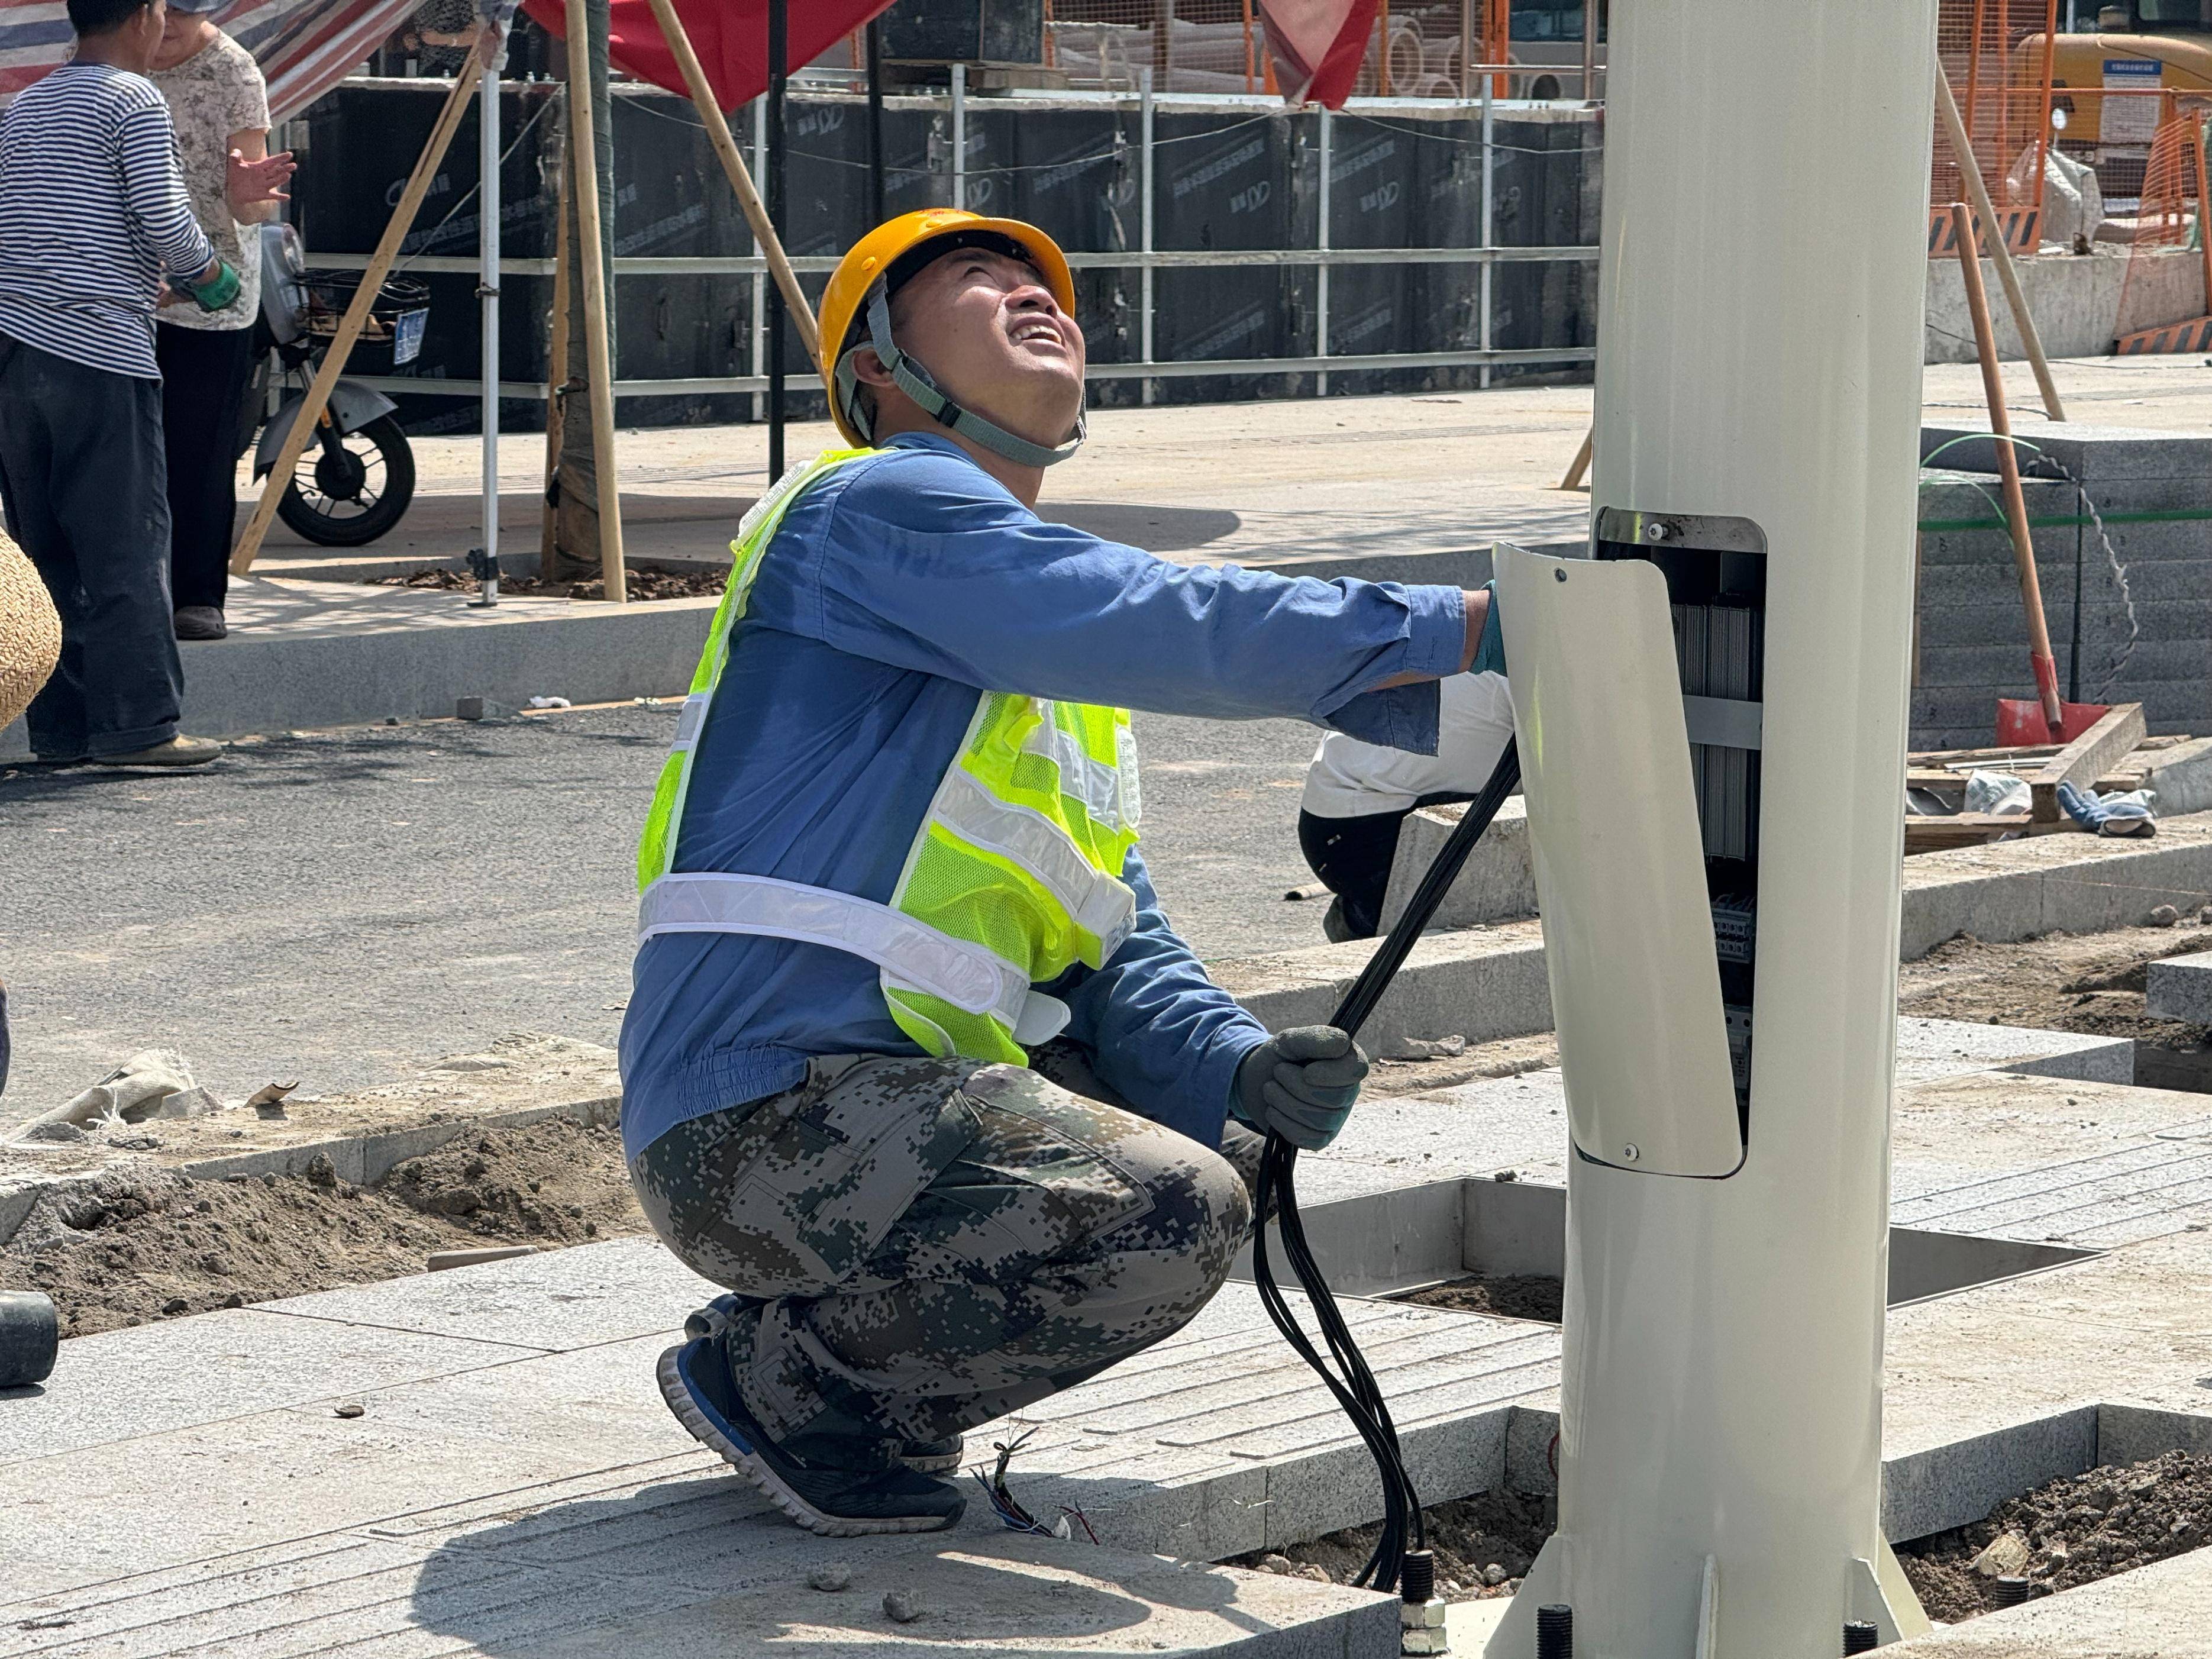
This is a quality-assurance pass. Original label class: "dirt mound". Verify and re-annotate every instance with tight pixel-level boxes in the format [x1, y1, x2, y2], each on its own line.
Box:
[1900, 923, 2212, 1090]
[1228, 1490, 1554, 1601]
[1899, 1451, 2212, 1622]
[1, 1118, 644, 1335]
[367, 563, 723, 602]
[1397, 1273, 1563, 1324]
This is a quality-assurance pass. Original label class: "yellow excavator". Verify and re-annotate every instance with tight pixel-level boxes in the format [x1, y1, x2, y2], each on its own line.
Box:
[2032, 3, 2212, 191]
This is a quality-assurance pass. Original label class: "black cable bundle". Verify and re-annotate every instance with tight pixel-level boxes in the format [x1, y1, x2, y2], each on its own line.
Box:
[1248, 740, 1523, 1595]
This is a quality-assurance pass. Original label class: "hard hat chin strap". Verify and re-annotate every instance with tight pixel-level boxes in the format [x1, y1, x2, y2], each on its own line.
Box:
[837, 283, 1085, 469]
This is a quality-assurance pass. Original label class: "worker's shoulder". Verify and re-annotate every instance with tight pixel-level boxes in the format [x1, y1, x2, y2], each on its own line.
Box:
[27, 62, 166, 121]
[819, 439, 1031, 525]
[192, 31, 267, 86]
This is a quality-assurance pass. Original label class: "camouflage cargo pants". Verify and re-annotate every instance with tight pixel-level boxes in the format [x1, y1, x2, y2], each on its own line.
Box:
[630, 1044, 1266, 1453]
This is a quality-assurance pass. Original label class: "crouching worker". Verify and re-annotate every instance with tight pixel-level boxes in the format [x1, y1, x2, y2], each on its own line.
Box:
[1299, 667, 1514, 942]
[623, 209, 1503, 1537]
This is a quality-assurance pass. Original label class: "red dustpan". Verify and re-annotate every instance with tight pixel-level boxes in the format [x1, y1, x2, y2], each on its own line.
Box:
[1996, 696, 2111, 748]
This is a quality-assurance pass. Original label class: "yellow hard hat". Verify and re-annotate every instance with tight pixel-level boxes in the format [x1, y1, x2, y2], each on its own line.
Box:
[819, 209, 1081, 461]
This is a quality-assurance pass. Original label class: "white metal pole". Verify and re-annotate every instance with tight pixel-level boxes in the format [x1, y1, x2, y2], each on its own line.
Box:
[750, 96, 766, 424]
[1484, 0, 1939, 1651]
[1316, 103, 1331, 398]
[951, 63, 966, 209]
[479, 32, 503, 572]
[1478, 82, 1493, 390]
[1139, 67, 1155, 406]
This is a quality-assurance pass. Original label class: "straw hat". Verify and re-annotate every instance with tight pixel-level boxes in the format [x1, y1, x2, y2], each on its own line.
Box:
[0, 527, 59, 734]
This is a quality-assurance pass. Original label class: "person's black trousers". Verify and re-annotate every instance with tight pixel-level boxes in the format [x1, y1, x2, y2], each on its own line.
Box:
[0, 332, 180, 760]
[1297, 806, 1417, 941]
[156, 321, 257, 613]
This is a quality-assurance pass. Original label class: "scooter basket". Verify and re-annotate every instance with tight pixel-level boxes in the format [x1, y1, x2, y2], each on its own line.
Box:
[298, 271, 432, 370]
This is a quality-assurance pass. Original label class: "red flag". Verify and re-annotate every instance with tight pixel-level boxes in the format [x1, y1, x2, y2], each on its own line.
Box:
[525, 0, 894, 110]
[1255, 0, 1380, 108]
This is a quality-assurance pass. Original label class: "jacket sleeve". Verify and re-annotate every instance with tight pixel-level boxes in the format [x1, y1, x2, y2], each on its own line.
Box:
[1040, 844, 1270, 1151]
[118, 102, 215, 278]
[760, 445, 1466, 754]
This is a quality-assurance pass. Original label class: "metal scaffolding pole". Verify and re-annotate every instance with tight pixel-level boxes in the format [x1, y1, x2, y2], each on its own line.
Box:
[1480, 81, 1494, 390]
[951, 62, 966, 209]
[766, 0, 787, 478]
[1316, 103, 1332, 397]
[1140, 67, 1155, 405]
[750, 98, 765, 424]
[478, 31, 503, 573]
[866, 17, 885, 223]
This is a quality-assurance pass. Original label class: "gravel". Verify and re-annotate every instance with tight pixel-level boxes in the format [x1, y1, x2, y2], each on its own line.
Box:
[1898, 1451, 2212, 1622]
[1229, 1490, 1554, 1602]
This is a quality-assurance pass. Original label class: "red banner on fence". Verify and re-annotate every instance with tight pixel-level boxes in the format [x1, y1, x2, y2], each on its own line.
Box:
[1255, 0, 1381, 108]
[524, 0, 893, 110]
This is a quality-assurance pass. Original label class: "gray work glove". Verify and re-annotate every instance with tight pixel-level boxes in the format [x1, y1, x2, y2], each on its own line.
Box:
[1231, 1026, 1370, 1151]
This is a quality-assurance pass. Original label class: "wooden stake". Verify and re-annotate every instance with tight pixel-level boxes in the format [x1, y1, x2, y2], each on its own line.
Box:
[1936, 69, 2066, 422]
[565, 0, 625, 602]
[1952, 201, 2064, 733]
[1559, 426, 1593, 491]
[231, 41, 486, 574]
[540, 105, 571, 569]
[641, 0, 821, 371]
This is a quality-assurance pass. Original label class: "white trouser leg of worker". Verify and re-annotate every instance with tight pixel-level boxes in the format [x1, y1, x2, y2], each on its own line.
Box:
[1484, 1, 1937, 1655]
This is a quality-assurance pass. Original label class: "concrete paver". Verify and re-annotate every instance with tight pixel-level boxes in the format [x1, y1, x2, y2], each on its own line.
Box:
[2146, 950, 2212, 1024]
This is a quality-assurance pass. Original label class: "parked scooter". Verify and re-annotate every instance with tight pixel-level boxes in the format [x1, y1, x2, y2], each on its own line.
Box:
[242, 222, 427, 546]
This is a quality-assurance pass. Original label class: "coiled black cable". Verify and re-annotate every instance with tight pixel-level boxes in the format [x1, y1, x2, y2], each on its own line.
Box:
[1249, 739, 1523, 1595]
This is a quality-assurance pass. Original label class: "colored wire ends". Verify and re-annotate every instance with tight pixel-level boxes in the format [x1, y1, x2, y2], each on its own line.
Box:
[1247, 740, 1523, 1594]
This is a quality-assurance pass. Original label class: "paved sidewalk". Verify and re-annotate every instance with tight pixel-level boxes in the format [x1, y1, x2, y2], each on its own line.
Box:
[7, 1038, 2212, 1654]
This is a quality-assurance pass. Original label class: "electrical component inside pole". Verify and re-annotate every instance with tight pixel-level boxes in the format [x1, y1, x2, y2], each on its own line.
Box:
[1249, 740, 1523, 1595]
[1594, 508, 1769, 1134]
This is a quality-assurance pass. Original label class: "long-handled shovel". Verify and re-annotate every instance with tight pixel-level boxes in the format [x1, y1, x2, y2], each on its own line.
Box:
[1949, 202, 2106, 745]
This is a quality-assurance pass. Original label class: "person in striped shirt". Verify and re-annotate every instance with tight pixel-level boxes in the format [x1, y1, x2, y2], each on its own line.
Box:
[0, 0, 290, 768]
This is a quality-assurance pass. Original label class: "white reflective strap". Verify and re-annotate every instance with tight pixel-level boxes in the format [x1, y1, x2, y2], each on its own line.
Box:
[1115, 721, 1142, 830]
[639, 873, 1028, 1024]
[934, 769, 1138, 947]
[671, 692, 713, 748]
[1022, 708, 1129, 831]
[1014, 991, 1072, 1046]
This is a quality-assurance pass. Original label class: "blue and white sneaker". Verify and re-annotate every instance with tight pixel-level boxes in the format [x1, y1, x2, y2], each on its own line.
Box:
[680, 1296, 964, 1476]
[656, 1338, 965, 1537]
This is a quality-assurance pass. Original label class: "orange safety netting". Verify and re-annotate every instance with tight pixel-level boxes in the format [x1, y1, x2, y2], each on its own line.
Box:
[1931, 0, 2058, 256]
[2114, 111, 2212, 351]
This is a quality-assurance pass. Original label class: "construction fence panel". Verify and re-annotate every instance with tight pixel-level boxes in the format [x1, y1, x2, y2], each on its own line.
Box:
[1039, 0, 1597, 102]
[1931, 0, 2058, 255]
[295, 78, 1600, 431]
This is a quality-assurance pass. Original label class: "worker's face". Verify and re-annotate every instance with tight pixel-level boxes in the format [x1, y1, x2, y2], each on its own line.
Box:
[115, 0, 168, 72]
[152, 4, 212, 71]
[881, 247, 1086, 448]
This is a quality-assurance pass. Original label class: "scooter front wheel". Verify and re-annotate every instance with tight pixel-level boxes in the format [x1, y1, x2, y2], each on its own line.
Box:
[276, 414, 416, 547]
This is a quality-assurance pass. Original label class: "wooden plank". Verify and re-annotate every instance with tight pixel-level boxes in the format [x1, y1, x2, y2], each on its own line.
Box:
[2029, 703, 2148, 824]
[231, 40, 485, 574]
[565, 0, 625, 602]
[1904, 814, 2031, 854]
[1908, 733, 2188, 770]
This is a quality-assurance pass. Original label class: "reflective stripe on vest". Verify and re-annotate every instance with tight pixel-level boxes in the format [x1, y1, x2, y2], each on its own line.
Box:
[634, 447, 1144, 1069]
[638, 872, 1028, 1025]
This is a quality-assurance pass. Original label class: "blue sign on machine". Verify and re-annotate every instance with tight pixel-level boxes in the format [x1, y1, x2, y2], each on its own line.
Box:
[2101, 59, 2163, 147]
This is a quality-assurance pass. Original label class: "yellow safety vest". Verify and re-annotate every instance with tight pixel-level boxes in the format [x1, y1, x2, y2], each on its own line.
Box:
[635, 449, 1144, 1065]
